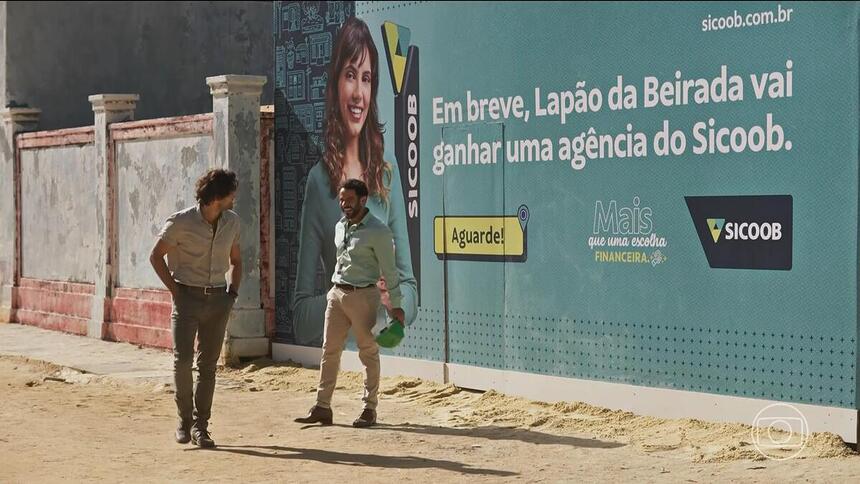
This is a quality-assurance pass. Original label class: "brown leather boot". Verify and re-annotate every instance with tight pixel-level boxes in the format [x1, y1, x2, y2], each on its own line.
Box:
[352, 408, 376, 428]
[175, 421, 191, 444]
[294, 405, 333, 425]
[190, 426, 215, 448]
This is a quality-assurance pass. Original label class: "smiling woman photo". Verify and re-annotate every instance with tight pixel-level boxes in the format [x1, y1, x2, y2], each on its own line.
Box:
[291, 16, 418, 346]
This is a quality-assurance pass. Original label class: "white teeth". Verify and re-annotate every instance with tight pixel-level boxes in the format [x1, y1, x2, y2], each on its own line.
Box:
[349, 106, 363, 115]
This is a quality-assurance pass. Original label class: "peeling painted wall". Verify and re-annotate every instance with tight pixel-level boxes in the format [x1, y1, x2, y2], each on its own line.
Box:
[20, 145, 98, 282]
[116, 135, 213, 288]
[213, 96, 263, 307]
[0, 2, 11, 305]
[4, 1, 272, 130]
[0, 129, 13, 302]
[0, 2, 7, 111]
[268, 130, 275, 300]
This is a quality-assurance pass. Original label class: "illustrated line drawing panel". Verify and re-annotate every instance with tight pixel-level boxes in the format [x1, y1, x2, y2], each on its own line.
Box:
[274, 1, 353, 342]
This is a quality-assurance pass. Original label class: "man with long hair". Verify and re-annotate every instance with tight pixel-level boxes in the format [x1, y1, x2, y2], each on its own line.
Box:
[150, 168, 242, 448]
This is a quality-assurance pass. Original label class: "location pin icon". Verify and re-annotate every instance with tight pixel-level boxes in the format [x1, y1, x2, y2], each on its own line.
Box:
[517, 205, 529, 232]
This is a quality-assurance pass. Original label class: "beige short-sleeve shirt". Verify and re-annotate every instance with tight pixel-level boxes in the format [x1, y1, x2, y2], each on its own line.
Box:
[158, 205, 240, 287]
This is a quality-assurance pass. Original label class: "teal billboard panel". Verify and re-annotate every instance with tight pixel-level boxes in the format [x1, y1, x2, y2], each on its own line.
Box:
[276, 2, 859, 409]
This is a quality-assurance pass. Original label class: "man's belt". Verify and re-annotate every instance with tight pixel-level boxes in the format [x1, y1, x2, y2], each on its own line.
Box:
[178, 283, 227, 296]
[334, 283, 375, 292]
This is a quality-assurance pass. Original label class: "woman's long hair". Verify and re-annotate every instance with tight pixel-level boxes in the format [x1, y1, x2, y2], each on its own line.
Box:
[322, 16, 390, 201]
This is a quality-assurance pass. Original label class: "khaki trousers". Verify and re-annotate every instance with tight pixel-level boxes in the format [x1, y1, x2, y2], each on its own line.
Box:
[316, 285, 381, 410]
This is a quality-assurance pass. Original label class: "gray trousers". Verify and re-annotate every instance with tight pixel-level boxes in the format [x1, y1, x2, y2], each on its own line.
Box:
[171, 284, 235, 429]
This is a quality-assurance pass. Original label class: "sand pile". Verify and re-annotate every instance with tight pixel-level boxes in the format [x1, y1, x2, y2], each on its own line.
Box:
[444, 388, 855, 462]
[220, 358, 366, 393]
[225, 359, 856, 463]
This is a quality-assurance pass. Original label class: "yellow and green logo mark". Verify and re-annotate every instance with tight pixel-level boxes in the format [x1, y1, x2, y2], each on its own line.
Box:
[382, 21, 411, 95]
[706, 218, 725, 243]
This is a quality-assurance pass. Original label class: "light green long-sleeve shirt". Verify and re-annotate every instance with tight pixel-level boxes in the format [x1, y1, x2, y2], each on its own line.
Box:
[291, 161, 418, 346]
[332, 209, 402, 307]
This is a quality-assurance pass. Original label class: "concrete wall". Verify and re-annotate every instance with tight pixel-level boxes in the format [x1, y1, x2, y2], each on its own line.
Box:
[268, 127, 275, 301]
[116, 135, 213, 289]
[20, 144, 98, 283]
[0, 129, 11, 308]
[0, 3, 10, 311]
[10, 76, 268, 357]
[0, 2, 7, 113]
[3, 1, 273, 130]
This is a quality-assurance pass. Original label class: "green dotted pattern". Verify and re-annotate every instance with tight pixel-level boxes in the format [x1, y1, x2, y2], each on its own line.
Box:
[345, 306, 446, 361]
[344, 305, 856, 408]
[446, 311, 855, 408]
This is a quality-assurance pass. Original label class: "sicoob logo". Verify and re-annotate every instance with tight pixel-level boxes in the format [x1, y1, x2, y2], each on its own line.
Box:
[685, 195, 792, 270]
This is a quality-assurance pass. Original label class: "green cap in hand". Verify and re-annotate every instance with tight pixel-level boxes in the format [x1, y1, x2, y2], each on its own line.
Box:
[375, 320, 405, 348]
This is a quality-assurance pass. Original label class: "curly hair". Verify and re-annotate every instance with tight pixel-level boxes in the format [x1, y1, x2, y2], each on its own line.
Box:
[322, 16, 390, 202]
[195, 169, 238, 205]
[340, 178, 369, 199]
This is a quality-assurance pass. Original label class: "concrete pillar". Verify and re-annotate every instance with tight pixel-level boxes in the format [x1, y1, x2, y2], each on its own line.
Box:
[206, 75, 269, 361]
[88, 94, 139, 338]
[0, 108, 40, 323]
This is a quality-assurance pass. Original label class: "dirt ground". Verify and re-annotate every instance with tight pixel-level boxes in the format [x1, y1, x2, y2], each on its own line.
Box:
[2, 354, 860, 483]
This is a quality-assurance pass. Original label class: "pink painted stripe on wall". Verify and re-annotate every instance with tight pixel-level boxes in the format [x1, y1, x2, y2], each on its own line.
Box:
[111, 296, 172, 330]
[17, 126, 95, 148]
[110, 114, 213, 141]
[19, 278, 96, 294]
[104, 323, 172, 349]
[114, 287, 172, 303]
[15, 309, 88, 336]
[16, 286, 93, 319]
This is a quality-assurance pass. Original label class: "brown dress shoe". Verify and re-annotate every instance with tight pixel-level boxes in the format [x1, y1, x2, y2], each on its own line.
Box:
[191, 427, 215, 448]
[175, 425, 191, 444]
[294, 405, 333, 425]
[352, 408, 376, 428]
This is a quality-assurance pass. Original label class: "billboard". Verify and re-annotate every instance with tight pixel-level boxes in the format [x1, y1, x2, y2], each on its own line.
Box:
[274, 2, 859, 417]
